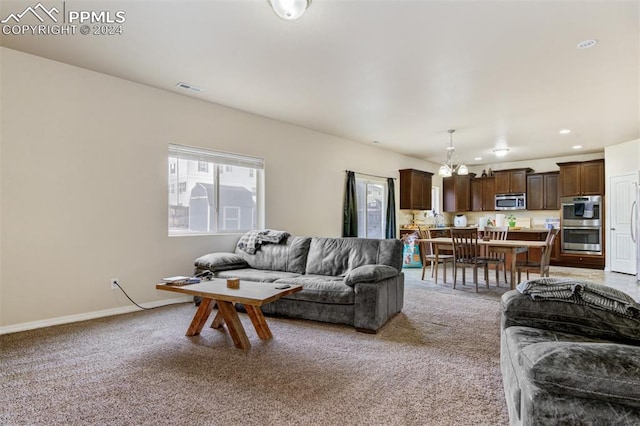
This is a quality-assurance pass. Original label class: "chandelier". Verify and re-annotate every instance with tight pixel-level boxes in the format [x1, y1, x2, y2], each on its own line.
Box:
[269, 0, 311, 20]
[438, 129, 468, 177]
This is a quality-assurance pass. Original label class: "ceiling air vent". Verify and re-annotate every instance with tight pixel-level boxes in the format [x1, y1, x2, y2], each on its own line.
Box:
[175, 82, 202, 93]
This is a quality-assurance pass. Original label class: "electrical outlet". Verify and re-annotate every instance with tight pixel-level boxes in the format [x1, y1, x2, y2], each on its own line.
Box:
[110, 278, 119, 290]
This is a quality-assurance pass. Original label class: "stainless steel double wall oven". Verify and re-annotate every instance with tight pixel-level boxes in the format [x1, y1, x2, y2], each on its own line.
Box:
[560, 195, 602, 255]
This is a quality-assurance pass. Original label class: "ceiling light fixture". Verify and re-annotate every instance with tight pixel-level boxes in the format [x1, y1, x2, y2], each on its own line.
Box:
[175, 82, 202, 93]
[269, 0, 311, 20]
[577, 39, 597, 49]
[559, 129, 571, 135]
[572, 145, 583, 150]
[438, 129, 468, 177]
[474, 157, 482, 161]
[493, 148, 510, 157]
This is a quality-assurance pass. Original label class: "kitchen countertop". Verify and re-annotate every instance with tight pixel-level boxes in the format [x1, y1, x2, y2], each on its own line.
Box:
[401, 226, 550, 233]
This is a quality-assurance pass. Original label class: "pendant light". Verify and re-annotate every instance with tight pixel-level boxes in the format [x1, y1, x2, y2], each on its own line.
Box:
[269, 0, 311, 20]
[438, 129, 468, 177]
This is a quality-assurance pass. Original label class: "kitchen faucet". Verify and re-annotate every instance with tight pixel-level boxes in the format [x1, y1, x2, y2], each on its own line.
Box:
[434, 212, 445, 228]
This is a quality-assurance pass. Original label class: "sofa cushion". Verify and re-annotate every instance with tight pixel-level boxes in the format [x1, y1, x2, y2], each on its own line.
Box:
[519, 335, 640, 408]
[344, 265, 399, 287]
[215, 268, 302, 283]
[274, 275, 354, 304]
[305, 238, 402, 277]
[504, 326, 609, 370]
[234, 236, 311, 274]
[194, 252, 248, 272]
[502, 290, 640, 344]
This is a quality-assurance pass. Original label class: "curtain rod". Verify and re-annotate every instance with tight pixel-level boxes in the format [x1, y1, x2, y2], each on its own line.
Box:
[346, 170, 396, 180]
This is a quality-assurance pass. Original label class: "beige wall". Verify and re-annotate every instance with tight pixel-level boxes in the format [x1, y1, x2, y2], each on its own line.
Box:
[0, 47, 437, 330]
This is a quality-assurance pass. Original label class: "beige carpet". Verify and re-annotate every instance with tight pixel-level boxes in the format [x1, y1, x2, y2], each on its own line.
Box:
[0, 288, 507, 425]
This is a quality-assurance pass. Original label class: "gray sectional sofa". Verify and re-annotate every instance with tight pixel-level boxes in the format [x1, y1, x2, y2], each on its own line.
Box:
[501, 280, 640, 425]
[194, 235, 404, 333]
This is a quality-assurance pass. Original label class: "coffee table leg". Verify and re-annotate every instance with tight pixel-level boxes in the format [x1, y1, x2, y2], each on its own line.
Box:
[216, 300, 251, 350]
[245, 305, 272, 340]
[186, 298, 214, 336]
[210, 310, 224, 329]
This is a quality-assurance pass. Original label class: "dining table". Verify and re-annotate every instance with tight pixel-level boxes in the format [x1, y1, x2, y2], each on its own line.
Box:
[417, 237, 547, 290]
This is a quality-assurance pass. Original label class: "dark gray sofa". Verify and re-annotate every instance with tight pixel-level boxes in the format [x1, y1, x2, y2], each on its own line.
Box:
[194, 236, 404, 333]
[500, 281, 640, 425]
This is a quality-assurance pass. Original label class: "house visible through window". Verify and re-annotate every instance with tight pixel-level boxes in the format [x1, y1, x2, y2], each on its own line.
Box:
[355, 175, 387, 239]
[168, 144, 264, 236]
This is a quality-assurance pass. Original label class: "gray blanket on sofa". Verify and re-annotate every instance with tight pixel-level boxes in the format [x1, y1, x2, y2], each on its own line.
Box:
[236, 229, 290, 254]
[516, 277, 640, 319]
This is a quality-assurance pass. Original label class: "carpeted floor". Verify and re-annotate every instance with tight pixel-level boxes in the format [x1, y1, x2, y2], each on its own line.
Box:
[0, 286, 508, 425]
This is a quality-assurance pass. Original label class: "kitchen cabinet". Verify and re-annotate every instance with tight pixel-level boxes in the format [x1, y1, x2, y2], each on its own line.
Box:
[526, 172, 559, 210]
[399, 169, 433, 210]
[559, 252, 605, 269]
[557, 159, 604, 196]
[443, 174, 472, 212]
[494, 168, 532, 194]
[471, 177, 496, 211]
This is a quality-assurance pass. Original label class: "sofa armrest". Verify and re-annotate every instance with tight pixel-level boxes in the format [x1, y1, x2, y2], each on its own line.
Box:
[194, 252, 248, 272]
[344, 265, 398, 287]
[501, 290, 640, 344]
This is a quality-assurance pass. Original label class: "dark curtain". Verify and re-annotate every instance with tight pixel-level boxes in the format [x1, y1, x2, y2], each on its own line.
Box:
[385, 177, 397, 239]
[342, 171, 358, 237]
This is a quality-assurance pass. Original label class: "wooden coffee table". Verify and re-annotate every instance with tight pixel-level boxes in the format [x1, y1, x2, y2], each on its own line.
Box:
[156, 279, 302, 350]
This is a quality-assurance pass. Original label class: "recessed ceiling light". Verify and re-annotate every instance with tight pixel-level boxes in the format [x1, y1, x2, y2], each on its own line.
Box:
[559, 129, 571, 135]
[493, 148, 509, 157]
[474, 157, 482, 161]
[577, 39, 597, 49]
[572, 145, 583, 150]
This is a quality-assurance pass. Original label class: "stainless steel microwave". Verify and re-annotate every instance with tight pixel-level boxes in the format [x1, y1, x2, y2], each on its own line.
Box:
[495, 193, 526, 210]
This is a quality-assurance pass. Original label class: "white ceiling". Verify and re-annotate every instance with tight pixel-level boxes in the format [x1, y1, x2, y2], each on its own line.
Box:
[1, 0, 638, 166]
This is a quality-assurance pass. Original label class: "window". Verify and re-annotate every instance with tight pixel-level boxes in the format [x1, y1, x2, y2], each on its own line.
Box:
[168, 144, 264, 236]
[431, 186, 440, 214]
[222, 206, 241, 230]
[355, 175, 387, 239]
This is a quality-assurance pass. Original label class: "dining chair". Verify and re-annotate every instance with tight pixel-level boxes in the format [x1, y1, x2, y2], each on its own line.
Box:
[516, 228, 559, 282]
[418, 226, 454, 284]
[478, 226, 509, 287]
[450, 227, 487, 292]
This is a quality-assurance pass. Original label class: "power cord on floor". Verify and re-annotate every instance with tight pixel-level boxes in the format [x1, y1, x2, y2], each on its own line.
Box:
[112, 280, 154, 310]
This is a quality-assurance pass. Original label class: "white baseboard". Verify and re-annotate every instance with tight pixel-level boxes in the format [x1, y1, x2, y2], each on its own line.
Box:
[0, 296, 193, 335]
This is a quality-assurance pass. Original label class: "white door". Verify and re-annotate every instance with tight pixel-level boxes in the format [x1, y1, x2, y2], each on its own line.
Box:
[610, 173, 637, 274]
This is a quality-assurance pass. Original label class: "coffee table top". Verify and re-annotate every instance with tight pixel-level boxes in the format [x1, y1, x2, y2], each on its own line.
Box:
[156, 279, 302, 306]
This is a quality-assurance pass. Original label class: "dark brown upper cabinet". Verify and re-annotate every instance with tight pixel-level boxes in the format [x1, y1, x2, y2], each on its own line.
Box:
[471, 177, 496, 211]
[399, 169, 433, 210]
[526, 172, 559, 210]
[557, 159, 604, 196]
[443, 174, 473, 212]
[493, 168, 532, 194]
